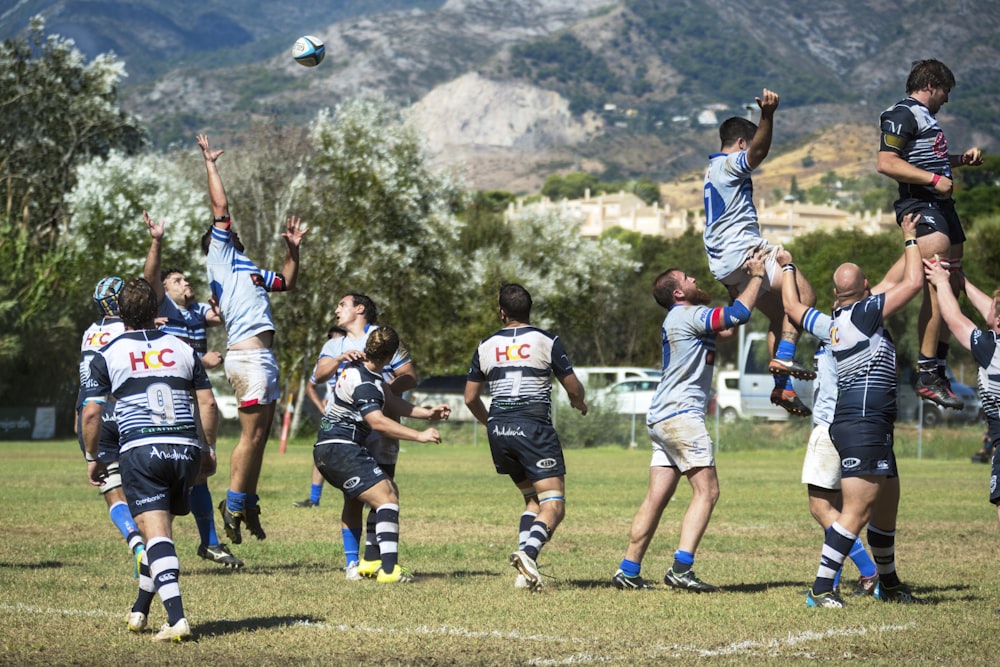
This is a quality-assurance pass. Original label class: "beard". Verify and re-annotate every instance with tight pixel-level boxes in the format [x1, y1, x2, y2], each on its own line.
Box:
[689, 288, 712, 306]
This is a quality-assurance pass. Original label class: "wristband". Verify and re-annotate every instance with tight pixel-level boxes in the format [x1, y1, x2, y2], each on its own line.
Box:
[905, 239, 918, 248]
[751, 274, 766, 280]
[213, 215, 231, 223]
[930, 174, 941, 187]
[84, 452, 97, 462]
[782, 263, 795, 273]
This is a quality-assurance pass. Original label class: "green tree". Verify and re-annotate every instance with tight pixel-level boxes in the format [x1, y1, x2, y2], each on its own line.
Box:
[0, 18, 144, 412]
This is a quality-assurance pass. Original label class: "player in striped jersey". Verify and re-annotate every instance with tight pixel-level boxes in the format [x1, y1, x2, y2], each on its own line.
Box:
[197, 134, 308, 545]
[77, 276, 146, 575]
[806, 214, 924, 608]
[925, 260, 1000, 527]
[306, 295, 417, 579]
[612, 251, 768, 593]
[877, 59, 984, 410]
[703, 88, 817, 417]
[143, 212, 242, 569]
[312, 326, 449, 583]
[465, 284, 588, 591]
[81, 277, 218, 641]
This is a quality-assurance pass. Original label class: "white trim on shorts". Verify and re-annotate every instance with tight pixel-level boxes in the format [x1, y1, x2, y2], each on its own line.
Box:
[801, 423, 842, 490]
[647, 412, 715, 472]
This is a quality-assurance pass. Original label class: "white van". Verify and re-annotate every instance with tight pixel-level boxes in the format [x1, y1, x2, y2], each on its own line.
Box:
[572, 366, 661, 390]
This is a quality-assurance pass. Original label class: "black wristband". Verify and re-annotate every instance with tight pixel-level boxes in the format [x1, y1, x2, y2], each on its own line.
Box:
[905, 239, 918, 248]
[782, 263, 795, 273]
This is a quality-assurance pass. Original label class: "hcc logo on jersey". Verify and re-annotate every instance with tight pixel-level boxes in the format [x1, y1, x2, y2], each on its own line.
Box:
[495, 343, 530, 362]
[85, 332, 113, 347]
[129, 348, 175, 371]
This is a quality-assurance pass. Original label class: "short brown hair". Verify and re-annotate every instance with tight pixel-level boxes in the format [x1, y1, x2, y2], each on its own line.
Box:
[119, 277, 159, 329]
[906, 59, 955, 94]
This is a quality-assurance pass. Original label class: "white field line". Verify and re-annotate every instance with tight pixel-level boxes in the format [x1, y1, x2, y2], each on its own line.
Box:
[2, 603, 916, 662]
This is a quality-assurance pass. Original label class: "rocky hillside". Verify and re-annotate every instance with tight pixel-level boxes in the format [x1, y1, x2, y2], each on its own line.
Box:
[3, 0, 998, 193]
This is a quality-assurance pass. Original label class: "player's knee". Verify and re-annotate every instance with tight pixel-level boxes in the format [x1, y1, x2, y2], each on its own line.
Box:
[538, 489, 566, 522]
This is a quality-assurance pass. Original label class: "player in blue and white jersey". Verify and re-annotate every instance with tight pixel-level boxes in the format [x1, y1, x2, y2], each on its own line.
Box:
[612, 251, 768, 593]
[197, 134, 308, 545]
[305, 295, 417, 580]
[806, 215, 924, 608]
[465, 284, 588, 591]
[925, 260, 1000, 528]
[779, 249, 880, 598]
[296, 325, 347, 509]
[877, 59, 984, 410]
[313, 326, 449, 583]
[76, 276, 146, 575]
[703, 88, 817, 418]
[143, 212, 242, 569]
[81, 277, 218, 642]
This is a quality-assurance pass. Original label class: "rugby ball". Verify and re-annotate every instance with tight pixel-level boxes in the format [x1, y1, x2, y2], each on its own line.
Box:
[293, 35, 325, 67]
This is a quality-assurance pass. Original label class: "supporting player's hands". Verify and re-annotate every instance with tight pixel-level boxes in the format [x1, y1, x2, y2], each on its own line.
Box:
[755, 88, 779, 115]
[775, 248, 793, 266]
[197, 134, 223, 163]
[144, 210, 165, 241]
[924, 255, 950, 289]
[87, 460, 108, 487]
[746, 248, 767, 278]
[900, 211, 919, 238]
[416, 428, 442, 444]
[281, 216, 309, 249]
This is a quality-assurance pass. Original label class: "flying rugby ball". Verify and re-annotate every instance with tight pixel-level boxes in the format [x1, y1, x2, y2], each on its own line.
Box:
[293, 35, 325, 67]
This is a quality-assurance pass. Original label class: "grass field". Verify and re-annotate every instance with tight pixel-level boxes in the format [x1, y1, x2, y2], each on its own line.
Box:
[1, 422, 997, 665]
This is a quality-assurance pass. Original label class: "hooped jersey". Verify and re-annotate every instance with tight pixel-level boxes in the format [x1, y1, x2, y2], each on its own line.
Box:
[315, 362, 386, 447]
[467, 325, 573, 422]
[800, 307, 837, 427]
[78, 317, 126, 408]
[83, 329, 211, 453]
[703, 150, 762, 280]
[311, 325, 411, 387]
[207, 226, 281, 348]
[829, 294, 897, 423]
[646, 305, 718, 425]
[970, 328, 1000, 430]
[879, 97, 952, 204]
[158, 296, 212, 355]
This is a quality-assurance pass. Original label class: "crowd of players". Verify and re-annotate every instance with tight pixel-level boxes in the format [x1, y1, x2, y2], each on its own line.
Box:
[76, 58, 997, 640]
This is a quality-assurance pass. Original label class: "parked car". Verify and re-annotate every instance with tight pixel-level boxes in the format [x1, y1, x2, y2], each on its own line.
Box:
[572, 366, 660, 390]
[715, 370, 741, 424]
[594, 378, 659, 415]
[896, 367, 981, 427]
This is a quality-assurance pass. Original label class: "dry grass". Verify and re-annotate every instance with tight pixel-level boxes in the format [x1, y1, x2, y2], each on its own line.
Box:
[1, 435, 997, 665]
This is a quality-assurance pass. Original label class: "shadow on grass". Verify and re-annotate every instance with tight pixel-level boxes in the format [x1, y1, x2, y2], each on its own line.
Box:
[560, 578, 820, 592]
[0, 560, 63, 570]
[195, 615, 323, 637]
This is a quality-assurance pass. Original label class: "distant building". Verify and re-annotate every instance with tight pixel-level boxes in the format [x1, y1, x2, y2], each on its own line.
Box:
[508, 189, 897, 244]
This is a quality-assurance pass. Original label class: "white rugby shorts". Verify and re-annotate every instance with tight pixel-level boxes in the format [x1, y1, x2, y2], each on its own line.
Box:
[224, 348, 280, 407]
[647, 411, 715, 472]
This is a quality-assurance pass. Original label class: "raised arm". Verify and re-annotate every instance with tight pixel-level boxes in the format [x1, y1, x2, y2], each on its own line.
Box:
[746, 89, 778, 169]
[196, 134, 230, 225]
[881, 213, 923, 318]
[142, 210, 166, 303]
[278, 216, 308, 291]
[778, 249, 809, 327]
[925, 260, 975, 351]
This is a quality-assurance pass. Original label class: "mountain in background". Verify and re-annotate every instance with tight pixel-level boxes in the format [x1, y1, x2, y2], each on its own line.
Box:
[3, 0, 998, 194]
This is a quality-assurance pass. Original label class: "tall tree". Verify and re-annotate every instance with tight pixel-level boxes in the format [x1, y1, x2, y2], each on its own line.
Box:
[0, 18, 144, 411]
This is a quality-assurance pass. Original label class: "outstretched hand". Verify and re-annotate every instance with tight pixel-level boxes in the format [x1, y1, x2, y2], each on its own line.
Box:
[196, 134, 224, 163]
[281, 216, 309, 248]
[144, 210, 165, 241]
[755, 88, 779, 115]
[960, 147, 983, 166]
